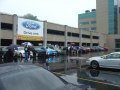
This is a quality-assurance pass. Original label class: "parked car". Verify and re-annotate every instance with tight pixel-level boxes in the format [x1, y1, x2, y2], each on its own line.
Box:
[47, 45, 63, 55]
[46, 47, 58, 56]
[0, 47, 8, 57]
[86, 52, 120, 69]
[79, 46, 89, 54]
[34, 47, 47, 57]
[16, 47, 33, 57]
[0, 63, 85, 90]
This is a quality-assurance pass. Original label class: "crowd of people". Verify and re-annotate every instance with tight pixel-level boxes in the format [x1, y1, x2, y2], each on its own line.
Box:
[0, 45, 35, 64]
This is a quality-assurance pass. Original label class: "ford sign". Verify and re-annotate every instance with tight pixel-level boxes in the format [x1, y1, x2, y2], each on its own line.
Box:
[22, 21, 40, 30]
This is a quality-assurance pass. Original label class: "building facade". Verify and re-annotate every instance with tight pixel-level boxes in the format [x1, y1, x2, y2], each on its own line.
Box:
[78, 0, 120, 50]
[78, 9, 96, 32]
[0, 12, 104, 47]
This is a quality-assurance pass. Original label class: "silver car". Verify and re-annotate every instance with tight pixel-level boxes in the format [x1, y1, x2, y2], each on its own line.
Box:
[86, 52, 120, 69]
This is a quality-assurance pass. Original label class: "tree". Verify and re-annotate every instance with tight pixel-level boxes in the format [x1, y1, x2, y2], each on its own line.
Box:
[22, 13, 39, 21]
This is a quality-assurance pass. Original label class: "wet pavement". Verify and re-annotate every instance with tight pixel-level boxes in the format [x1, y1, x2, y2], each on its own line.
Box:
[46, 51, 120, 90]
[6, 51, 120, 90]
[55, 68, 120, 90]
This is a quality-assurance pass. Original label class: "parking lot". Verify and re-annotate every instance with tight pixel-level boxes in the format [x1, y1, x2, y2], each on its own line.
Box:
[38, 51, 120, 90]
[0, 48, 120, 90]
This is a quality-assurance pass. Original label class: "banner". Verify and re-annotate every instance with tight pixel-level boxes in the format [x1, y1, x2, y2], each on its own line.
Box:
[17, 18, 44, 41]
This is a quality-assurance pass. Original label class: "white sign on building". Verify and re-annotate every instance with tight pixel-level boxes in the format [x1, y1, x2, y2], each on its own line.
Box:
[17, 18, 44, 41]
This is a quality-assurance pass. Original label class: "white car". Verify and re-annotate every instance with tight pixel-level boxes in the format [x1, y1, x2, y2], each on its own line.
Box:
[16, 47, 33, 57]
[86, 52, 120, 69]
[16, 47, 25, 57]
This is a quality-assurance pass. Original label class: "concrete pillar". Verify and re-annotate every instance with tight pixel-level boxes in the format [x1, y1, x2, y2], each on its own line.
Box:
[117, 0, 120, 34]
[64, 25, 67, 47]
[43, 21, 47, 47]
[0, 13, 1, 46]
[79, 29, 82, 46]
[13, 14, 17, 45]
[90, 31, 93, 47]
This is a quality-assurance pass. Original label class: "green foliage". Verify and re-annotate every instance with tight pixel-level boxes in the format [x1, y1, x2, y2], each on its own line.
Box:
[22, 13, 39, 21]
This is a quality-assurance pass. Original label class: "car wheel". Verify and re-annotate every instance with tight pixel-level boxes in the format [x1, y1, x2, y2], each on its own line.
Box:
[91, 61, 99, 69]
[90, 69, 100, 77]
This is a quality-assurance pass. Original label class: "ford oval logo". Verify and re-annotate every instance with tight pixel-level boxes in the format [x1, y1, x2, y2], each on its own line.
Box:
[22, 21, 40, 30]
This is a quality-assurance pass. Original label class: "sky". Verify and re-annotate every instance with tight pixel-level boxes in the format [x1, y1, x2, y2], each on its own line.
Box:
[0, 0, 96, 27]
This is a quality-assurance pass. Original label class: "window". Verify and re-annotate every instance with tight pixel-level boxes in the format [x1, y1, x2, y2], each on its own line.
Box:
[91, 21, 96, 24]
[47, 29, 65, 36]
[80, 21, 89, 25]
[67, 32, 71, 36]
[92, 36, 99, 39]
[67, 32, 79, 37]
[93, 43, 99, 46]
[1, 23, 13, 30]
[115, 39, 120, 48]
[106, 54, 120, 59]
[72, 33, 79, 37]
[82, 34, 90, 38]
[86, 43, 90, 46]
[91, 27, 96, 31]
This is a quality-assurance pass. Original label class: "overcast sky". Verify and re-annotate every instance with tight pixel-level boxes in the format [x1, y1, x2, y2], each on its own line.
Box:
[0, 0, 96, 27]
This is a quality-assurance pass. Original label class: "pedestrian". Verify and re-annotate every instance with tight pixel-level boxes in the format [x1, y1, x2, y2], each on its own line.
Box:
[46, 59, 50, 70]
[24, 45, 29, 61]
[27, 46, 31, 60]
[69, 45, 73, 56]
[4, 49, 14, 63]
[13, 49, 18, 62]
[31, 47, 36, 63]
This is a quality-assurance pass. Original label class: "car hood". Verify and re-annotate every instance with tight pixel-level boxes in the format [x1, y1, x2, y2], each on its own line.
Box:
[17, 50, 24, 53]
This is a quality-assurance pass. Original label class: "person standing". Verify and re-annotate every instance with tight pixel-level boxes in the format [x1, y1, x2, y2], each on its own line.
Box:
[31, 47, 36, 63]
[13, 49, 18, 62]
[45, 59, 50, 70]
[27, 46, 31, 60]
[24, 45, 29, 61]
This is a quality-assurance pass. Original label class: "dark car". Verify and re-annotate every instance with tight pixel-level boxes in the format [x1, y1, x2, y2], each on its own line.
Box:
[34, 47, 47, 57]
[0, 63, 85, 90]
[0, 47, 8, 58]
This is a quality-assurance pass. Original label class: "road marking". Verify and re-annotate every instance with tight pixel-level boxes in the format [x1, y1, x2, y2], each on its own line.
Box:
[53, 72, 120, 88]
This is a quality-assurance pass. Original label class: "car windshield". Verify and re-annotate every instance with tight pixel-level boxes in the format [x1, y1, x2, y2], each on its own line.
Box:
[2, 47, 8, 51]
[18, 47, 24, 51]
[35, 47, 45, 50]
[0, 67, 66, 90]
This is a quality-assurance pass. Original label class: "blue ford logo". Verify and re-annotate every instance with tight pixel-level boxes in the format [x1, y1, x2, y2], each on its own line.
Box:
[22, 21, 40, 30]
